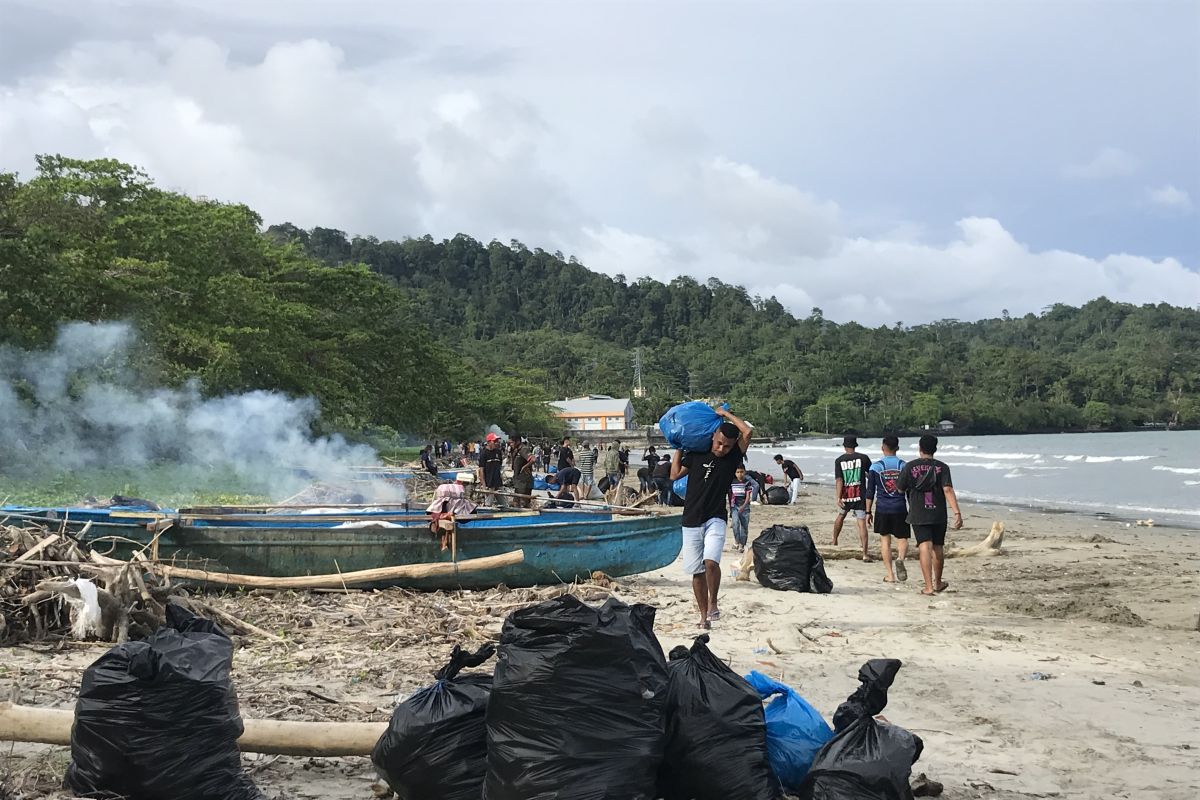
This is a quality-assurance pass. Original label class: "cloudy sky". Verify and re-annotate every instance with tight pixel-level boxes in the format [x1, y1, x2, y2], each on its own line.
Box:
[2, 0, 1197, 324]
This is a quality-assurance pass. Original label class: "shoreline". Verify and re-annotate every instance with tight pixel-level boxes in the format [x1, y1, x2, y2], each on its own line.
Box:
[779, 476, 1200, 532]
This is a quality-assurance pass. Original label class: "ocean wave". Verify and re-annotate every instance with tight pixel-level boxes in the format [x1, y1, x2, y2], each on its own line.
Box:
[1185, 480, 1200, 486]
[1152, 466, 1200, 475]
[1054, 454, 1155, 463]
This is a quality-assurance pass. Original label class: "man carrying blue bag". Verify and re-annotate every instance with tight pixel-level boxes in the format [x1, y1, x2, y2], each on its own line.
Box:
[670, 405, 751, 629]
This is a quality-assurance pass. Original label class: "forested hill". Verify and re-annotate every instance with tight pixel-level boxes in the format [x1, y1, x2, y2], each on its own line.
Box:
[1, 157, 1197, 441]
[269, 225, 1200, 435]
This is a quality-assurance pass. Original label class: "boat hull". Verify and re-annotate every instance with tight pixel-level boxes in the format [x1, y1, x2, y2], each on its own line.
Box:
[4, 507, 684, 590]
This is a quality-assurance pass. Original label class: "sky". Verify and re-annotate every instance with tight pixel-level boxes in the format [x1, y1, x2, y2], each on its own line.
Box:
[1, 0, 1198, 325]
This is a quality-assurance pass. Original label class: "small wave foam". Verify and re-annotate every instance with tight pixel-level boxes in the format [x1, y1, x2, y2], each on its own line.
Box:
[1054, 454, 1154, 463]
[1152, 466, 1200, 475]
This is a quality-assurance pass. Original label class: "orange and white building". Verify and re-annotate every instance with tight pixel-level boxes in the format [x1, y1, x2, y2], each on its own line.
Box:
[550, 395, 634, 431]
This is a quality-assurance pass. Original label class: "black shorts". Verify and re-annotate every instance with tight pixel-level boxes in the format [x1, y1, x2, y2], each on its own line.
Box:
[913, 522, 947, 546]
[873, 512, 910, 538]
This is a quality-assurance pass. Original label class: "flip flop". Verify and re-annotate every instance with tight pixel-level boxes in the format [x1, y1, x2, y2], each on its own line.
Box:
[895, 561, 908, 582]
[708, 609, 721, 621]
[883, 577, 897, 583]
[701, 619, 712, 630]
[936, 582, 950, 593]
[920, 588, 937, 596]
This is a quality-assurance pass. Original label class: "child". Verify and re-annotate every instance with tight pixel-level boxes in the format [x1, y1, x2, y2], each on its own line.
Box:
[729, 466, 755, 553]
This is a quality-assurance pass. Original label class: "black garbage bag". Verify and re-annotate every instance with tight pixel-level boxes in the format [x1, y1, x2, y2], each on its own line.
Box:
[65, 604, 262, 800]
[832, 658, 903, 733]
[484, 594, 668, 800]
[799, 659, 923, 800]
[764, 486, 790, 505]
[372, 644, 496, 800]
[752, 525, 833, 593]
[657, 635, 781, 800]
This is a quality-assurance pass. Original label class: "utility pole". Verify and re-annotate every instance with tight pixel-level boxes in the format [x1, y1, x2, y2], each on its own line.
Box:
[632, 348, 645, 398]
[824, 404, 829, 434]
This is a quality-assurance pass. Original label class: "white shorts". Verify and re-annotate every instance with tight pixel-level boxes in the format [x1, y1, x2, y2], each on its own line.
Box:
[682, 518, 727, 575]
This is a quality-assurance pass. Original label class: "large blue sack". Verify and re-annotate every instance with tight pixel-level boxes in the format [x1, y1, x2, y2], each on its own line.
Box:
[672, 475, 688, 500]
[659, 402, 724, 452]
[745, 671, 834, 790]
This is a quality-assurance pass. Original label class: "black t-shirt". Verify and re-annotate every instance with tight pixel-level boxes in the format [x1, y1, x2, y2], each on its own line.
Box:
[651, 460, 672, 480]
[896, 458, 953, 526]
[557, 446, 574, 470]
[834, 452, 872, 509]
[644, 451, 660, 470]
[479, 446, 504, 489]
[555, 466, 581, 486]
[681, 445, 746, 527]
[780, 459, 802, 480]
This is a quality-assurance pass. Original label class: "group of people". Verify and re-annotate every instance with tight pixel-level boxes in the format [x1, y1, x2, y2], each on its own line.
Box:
[544, 436, 628, 505]
[672, 411, 965, 628]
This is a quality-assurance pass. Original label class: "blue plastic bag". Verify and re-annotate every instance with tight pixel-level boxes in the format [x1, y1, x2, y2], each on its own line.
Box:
[745, 671, 834, 790]
[658, 402, 725, 452]
[672, 475, 688, 500]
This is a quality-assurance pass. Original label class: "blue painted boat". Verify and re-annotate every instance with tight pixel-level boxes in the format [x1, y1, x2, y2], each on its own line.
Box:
[1, 504, 682, 590]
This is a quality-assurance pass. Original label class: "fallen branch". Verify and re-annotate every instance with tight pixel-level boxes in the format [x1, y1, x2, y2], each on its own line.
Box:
[151, 549, 525, 589]
[0, 701, 386, 757]
[186, 599, 284, 642]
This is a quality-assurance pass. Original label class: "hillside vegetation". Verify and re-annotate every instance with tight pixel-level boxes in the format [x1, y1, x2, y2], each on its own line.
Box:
[3, 156, 1197, 440]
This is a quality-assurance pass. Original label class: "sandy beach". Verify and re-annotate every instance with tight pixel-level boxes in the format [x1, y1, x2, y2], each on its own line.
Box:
[3, 490, 1199, 799]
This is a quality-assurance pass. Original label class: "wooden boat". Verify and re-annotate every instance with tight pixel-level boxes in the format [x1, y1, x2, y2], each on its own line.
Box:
[1, 504, 683, 590]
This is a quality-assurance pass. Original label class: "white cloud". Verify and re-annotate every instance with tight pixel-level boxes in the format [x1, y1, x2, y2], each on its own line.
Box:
[0, 23, 1196, 329]
[1063, 146, 1140, 180]
[1147, 184, 1193, 212]
[579, 213, 1200, 326]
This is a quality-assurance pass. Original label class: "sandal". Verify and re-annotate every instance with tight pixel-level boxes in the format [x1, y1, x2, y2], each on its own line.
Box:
[895, 561, 907, 581]
[920, 589, 937, 596]
[936, 581, 950, 593]
[707, 609, 721, 621]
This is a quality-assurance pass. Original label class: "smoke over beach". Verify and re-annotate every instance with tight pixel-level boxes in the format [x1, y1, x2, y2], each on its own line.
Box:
[0, 321, 381, 501]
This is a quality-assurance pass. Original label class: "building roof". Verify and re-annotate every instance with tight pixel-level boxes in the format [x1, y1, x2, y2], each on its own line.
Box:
[551, 396, 633, 415]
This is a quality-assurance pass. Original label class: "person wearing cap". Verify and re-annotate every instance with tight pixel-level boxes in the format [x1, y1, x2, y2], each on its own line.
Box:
[478, 432, 505, 494]
[833, 434, 873, 562]
[896, 434, 963, 596]
[670, 406, 752, 630]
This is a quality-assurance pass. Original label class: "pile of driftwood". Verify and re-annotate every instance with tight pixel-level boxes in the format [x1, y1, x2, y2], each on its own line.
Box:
[1, 523, 172, 644]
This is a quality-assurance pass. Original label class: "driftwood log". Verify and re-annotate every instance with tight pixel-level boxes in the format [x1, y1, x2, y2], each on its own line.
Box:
[0, 702, 385, 757]
[947, 521, 1006, 557]
[151, 549, 524, 589]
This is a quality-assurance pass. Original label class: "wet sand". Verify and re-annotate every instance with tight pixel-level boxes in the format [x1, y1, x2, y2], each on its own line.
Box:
[3, 491, 1198, 799]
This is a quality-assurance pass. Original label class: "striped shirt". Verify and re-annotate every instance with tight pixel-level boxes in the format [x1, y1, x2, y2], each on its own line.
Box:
[576, 447, 597, 479]
[729, 479, 753, 508]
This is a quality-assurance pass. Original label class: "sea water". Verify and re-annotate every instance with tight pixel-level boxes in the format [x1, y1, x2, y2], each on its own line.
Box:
[746, 430, 1200, 529]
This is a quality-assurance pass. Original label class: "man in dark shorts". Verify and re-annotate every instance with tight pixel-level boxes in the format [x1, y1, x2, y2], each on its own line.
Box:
[866, 435, 909, 583]
[896, 434, 964, 596]
[671, 407, 751, 629]
[833, 435, 872, 561]
[546, 464, 581, 506]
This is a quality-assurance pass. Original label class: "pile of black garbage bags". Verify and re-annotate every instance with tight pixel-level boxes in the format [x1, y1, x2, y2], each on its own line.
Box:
[62, 595, 922, 800]
[372, 593, 924, 800]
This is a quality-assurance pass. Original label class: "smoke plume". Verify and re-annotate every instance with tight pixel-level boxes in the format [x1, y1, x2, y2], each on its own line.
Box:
[0, 321, 382, 501]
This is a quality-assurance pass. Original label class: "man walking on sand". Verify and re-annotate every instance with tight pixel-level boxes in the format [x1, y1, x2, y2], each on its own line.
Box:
[866, 435, 910, 582]
[774, 454, 804, 504]
[671, 407, 752, 629]
[896, 434, 963, 596]
[833, 434, 872, 561]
